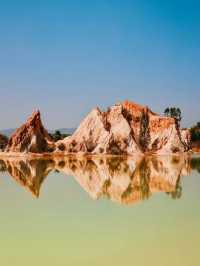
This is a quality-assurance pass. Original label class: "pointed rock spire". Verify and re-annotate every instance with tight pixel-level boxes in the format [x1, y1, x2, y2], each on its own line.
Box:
[5, 110, 55, 153]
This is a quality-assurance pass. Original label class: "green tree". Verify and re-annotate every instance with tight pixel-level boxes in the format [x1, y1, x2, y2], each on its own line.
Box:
[50, 130, 70, 142]
[164, 107, 182, 128]
[190, 122, 200, 142]
[0, 134, 8, 151]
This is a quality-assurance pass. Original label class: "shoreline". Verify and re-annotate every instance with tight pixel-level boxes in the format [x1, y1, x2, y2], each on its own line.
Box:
[0, 151, 199, 159]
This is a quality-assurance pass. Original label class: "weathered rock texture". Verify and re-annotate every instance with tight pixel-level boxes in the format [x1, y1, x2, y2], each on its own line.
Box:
[0, 134, 8, 151]
[56, 101, 190, 154]
[122, 101, 191, 154]
[5, 111, 55, 153]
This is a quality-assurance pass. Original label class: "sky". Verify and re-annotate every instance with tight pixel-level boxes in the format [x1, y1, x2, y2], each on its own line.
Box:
[0, 0, 199, 130]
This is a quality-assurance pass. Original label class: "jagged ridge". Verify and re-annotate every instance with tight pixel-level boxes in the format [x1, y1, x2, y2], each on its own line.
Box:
[5, 111, 55, 153]
[1, 101, 191, 154]
[56, 101, 190, 154]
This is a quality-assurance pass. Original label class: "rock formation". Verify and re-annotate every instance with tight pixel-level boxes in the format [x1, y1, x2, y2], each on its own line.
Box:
[0, 100, 191, 155]
[0, 134, 8, 151]
[56, 101, 190, 154]
[122, 101, 191, 153]
[56, 105, 140, 155]
[5, 111, 55, 153]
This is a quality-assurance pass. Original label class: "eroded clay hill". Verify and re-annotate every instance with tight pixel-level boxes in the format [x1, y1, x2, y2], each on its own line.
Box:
[56, 101, 190, 154]
[5, 111, 55, 153]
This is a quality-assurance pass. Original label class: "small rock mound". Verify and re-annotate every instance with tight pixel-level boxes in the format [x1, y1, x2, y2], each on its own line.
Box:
[5, 111, 55, 153]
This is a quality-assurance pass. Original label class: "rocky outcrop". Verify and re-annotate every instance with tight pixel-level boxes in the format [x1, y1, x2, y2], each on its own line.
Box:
[56, 101, 190, 154]
[56, 105, 140, 154]
[5, 111, 55, 153]
[122, 101, 190, 153]
[181, 129, 191, 150]
[1, 100, 191, 155]
[0, 134, 8, 151]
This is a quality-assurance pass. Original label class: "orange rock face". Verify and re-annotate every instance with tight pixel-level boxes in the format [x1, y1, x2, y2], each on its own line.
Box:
[5, 111, 55, 153]
[122, 100, 190, 153]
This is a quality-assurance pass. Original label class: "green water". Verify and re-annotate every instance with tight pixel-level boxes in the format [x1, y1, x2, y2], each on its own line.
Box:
[0, 155, 199, 266]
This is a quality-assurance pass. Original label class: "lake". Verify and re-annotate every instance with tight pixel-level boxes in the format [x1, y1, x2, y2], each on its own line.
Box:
[0, 154, 199, 266]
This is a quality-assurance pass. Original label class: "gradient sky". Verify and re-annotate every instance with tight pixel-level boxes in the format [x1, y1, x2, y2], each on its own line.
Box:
[0, 0, 199, 130]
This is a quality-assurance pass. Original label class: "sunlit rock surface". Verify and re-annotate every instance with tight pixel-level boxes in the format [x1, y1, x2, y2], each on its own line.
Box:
[181, 128, 191, 149]
[56, 105, 141, 155]
[56, 101, 190, 155]
[5, 111, 55, 153]
[122, 101, 190, 153]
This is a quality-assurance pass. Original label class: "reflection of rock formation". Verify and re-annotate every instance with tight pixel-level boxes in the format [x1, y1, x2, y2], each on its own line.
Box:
[0, 155, 195, 204]
[55, 155, 191, 205]
[190, 157, 200, 174]
[0, 159, 7, 172]
[2, 158, 55, 197]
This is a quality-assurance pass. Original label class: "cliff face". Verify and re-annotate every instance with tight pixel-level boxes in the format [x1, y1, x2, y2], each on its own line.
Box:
[5, 111, 55, 153]
[56, 105, 141, 154]
[0, 134, 8, 151]
[56, 101, 190, 154]
[2, 101, 190, 154]
[122, 101, 190, 154]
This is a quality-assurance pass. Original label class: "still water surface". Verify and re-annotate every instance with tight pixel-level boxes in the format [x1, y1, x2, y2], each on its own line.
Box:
[0, 155, 199, 266]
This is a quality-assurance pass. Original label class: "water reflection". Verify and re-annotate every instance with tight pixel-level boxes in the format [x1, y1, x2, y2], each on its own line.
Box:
[0, 155, 199, 205]
[0, 158, 55, 197]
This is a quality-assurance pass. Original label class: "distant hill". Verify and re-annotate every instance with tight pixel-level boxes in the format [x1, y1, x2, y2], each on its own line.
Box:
[0, 128, 76, 137]
[0, 128, 15, 137]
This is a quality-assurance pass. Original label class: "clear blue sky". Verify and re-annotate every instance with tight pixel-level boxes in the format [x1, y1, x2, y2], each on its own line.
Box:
[0, 0, 199, 129]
